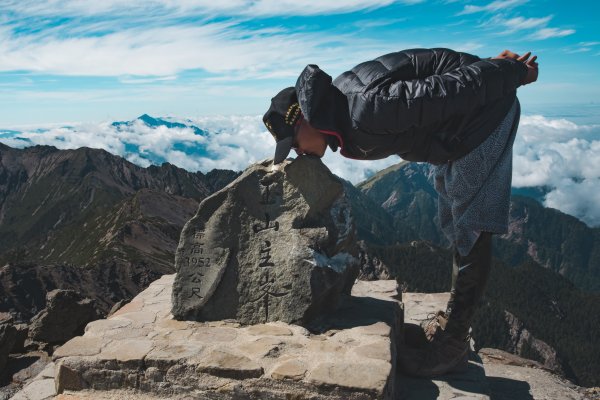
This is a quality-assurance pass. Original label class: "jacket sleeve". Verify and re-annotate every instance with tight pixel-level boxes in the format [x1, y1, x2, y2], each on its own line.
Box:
[350, 49, 528, 134]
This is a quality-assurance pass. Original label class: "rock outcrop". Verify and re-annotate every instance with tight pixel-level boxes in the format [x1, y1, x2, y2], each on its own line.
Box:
[172, 156, 361, 325]
[0, 315, 17, 376]
[357, 241, 391, 281]
[503, 310, 565, 375]
[10, 323, 28, 354]
[28, 290, 100, 345]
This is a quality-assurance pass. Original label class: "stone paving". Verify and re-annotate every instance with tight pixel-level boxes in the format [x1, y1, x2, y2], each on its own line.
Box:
[50, 274, 402, 400]
[481, 349, 589, 400]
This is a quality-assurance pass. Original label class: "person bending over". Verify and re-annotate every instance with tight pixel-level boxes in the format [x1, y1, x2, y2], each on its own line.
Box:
[262, 47, 538, 377]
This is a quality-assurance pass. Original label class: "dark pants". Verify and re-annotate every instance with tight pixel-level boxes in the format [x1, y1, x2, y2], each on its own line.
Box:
[444, 231, 493, 340]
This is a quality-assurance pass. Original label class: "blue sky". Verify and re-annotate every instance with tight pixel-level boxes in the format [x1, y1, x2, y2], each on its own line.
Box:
[0, 0, 599, 126]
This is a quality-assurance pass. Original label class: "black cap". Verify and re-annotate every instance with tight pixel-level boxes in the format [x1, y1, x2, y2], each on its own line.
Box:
[263, 87, 302, 164]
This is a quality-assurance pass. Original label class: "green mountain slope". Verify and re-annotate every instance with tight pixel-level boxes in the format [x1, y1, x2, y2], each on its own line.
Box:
[354, 161, 600, 293]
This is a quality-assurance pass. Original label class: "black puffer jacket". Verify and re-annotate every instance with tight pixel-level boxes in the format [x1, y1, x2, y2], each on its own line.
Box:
[294, 47, 528, 164]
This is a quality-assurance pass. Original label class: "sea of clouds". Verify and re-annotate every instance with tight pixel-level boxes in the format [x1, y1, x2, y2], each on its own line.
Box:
[2, 111, 599, 227]
[513, 112, 600, 227]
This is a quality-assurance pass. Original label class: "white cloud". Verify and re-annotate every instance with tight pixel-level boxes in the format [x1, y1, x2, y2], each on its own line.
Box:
[578, 41, 600, 47]
[0, 23, 330, 77]
[544, 178, 600, 227]
[119, 75, 178, 84]
[0, 16, 406, 80]
[125, 152, 152, 168]
[436, 41, 485, 53]
[564, 47, 592, 54]
[185, 115, 277, 170]
[0, 114, 399, 187]
[495, 15, 552, 33]
[513, 114, 600, 226]
[0, 0, 416, 18]
[0, 0, 436, 84]
[528, 27, 575, 40]
[477, 13, 575, 43]
[184, 115, 401, 178]
[517, 114, 599, 143]
[322, 154, 401, 185]
[457, 0, 527, 15]
[351, 17, 409, 30]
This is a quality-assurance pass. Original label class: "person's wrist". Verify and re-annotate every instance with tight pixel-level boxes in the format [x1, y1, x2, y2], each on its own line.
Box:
[519, 63, 529, 86]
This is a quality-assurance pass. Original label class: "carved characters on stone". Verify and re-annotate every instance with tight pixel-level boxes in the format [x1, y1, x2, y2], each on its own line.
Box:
[249, 179, 290, 322]
[172, 226, 230, 315]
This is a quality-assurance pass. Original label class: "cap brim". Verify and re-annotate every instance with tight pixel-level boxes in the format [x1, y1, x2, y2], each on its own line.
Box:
[273, 136, 293, 164]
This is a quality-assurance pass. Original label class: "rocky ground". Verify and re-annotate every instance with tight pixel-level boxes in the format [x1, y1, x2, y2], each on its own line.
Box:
[5, 275, 599, 400]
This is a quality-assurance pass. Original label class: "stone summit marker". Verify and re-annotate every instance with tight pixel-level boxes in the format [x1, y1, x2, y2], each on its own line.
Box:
[172, 156, 361, 325]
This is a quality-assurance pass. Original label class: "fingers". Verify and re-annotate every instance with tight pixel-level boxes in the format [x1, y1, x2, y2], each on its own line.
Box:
[516, 51, 538, 67]
[517, 51, 531, 62]
[526, 55, 538, 68]
[496, 50, 539, 66]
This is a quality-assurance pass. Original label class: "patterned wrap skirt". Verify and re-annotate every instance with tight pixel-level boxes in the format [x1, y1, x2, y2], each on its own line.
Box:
[427, 96, 521, 257]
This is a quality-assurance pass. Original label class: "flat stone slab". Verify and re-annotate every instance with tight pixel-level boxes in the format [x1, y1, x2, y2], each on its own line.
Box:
[55, 389, 193, 399]
[52, 274, 403, 399]
[480, 349, 587, 400]
[9, 361, 56, 400]
[402, 292, 450, 325]
[397, 352, 491, 400]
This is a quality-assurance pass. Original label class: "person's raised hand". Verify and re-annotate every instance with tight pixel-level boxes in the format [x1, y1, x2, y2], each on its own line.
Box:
[522, 55, 538, 86]
[493, 49, 538, 86]
[493, 49, 531, 61]
[494, 49, 520, 60]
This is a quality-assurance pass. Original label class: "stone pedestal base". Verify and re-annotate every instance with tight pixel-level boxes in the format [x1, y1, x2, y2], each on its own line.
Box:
[53, 275, 403, 400]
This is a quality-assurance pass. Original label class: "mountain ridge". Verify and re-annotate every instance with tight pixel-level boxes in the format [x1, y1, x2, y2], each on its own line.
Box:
[0, 143, 241, 321]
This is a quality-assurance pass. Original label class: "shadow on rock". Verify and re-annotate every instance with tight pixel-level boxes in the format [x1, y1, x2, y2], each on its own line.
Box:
[487, 376, 534, 400]
[306, 294, 402, 334]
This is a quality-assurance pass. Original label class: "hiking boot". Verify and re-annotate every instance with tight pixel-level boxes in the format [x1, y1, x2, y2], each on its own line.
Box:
[399, 328, 471, 377]
[420, 310, 449, 342]
[400, 232, 492, 378]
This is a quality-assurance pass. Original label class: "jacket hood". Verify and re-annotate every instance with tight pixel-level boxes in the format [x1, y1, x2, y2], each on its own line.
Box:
[295, 64, 351, 152]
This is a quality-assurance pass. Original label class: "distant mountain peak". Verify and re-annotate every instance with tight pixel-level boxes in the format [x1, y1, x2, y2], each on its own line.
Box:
[110, 114, 206, 137]
[138, 114, 158, 125]
[136, 114, 186, 130]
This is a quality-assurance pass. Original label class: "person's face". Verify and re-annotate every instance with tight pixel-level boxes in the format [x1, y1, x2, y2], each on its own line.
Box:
[292, 118, 328, 158]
